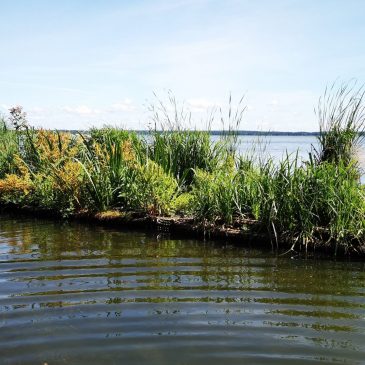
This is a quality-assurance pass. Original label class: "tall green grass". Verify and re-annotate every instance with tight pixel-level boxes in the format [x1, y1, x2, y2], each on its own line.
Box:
[149, 130, 228, 187]
[148, 93, 243, 188]
[189, 83, 365, 252]
[1, 84, 365, 254]
[77, 129, 178, 214]
[0, 119, 18, 178]
[314, 81, 365, 166]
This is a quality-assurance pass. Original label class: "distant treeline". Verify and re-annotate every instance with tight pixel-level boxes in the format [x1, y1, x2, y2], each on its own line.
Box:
[60, 130, 321, 136]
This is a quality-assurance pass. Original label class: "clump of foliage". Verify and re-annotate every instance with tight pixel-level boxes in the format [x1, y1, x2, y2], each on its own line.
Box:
[148, 92, 241, 188]
[77, 129, 178, 214]
[0, 118, 18, 178]
[188, 82, 365, 253]
[1, 83, 365, 255]
[314, 81, 365, 165]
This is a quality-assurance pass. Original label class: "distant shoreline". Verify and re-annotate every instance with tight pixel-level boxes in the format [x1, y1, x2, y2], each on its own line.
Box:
[61, 129, 321, 136]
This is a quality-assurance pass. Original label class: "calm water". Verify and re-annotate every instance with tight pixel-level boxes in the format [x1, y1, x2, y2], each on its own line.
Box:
[1, 215, 365, 364]
[232, 135, 318, 160]
[214, 135, 365, 168]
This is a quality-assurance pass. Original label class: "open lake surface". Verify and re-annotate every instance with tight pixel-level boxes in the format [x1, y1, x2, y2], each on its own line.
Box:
[221, 135, 365, 165]
[215, 135, 319, 160]
[1, 215, 365, 364]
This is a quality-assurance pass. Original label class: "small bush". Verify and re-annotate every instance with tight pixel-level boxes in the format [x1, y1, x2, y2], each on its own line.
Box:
[123, 160, 178, 215]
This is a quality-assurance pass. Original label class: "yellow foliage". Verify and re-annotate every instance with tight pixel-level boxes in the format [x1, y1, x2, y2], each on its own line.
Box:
[93, 139, 137, 166]
[95, 210, 124, 220]
[93, 142, 106, 161]
[0, 174, 32, 195]
[13, 154, 29, 176]
[52, 160, 83, 192]
[34, 130, 79, 163]
[121, 140, 136, 163]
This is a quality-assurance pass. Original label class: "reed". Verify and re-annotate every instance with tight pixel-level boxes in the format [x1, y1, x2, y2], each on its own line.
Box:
[1, 84, 365, 254]
[148, 92, 242, 188]
[314, 81, 365, 166]
[149, 130, 223, 187]
[76, 129, 178, 214]
[0, 119, 18, 178]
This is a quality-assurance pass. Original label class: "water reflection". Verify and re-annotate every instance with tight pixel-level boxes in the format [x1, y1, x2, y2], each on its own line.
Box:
[0, 214, 365, 365]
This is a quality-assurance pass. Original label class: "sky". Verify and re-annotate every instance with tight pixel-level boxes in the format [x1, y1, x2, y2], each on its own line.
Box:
[0, 0, 364, 131]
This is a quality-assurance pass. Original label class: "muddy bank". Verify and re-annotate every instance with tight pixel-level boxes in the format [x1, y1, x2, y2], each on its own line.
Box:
[1, 204, 364, 259]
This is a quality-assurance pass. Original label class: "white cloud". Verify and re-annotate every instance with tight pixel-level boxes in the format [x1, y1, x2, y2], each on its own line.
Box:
[187, 98, 220, 112]
[29, 106, 45, 113]
[3, 88, 319, 132]
[62, 105, 101, 116]
[22, 100, 145, 129]
[268, 99, 278, 106]
[110, 98, 135, 112]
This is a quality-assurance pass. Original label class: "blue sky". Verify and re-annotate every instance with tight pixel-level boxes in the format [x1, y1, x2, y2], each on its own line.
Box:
[0, 0, 364, 131]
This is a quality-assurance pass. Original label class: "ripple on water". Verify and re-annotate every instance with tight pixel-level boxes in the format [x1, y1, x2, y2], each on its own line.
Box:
[0, 215, 365, 365]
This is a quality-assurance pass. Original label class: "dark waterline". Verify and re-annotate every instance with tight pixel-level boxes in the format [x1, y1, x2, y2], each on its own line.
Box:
[0, 215, 365, 364]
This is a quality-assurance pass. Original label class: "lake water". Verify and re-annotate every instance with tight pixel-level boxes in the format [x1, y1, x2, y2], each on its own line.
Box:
[232, 135, 318, 160]
[1, 215, 365, 364]
[221, 135, 365, 174]
[144, 133, 365, 167]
